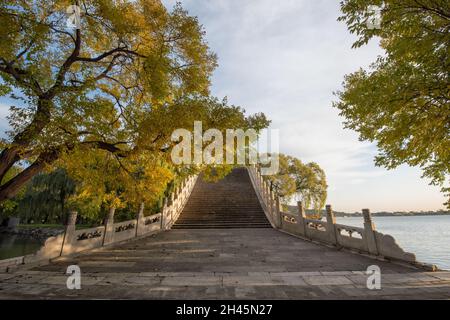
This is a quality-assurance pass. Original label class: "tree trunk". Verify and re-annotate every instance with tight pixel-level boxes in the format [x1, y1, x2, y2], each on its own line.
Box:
[0, 98, 52, 182]
[0, 148, 59, 202]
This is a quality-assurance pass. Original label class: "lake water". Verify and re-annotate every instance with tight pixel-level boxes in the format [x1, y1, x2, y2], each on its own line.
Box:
[0, 234, 43, 260]
[337, 215, 450, 270]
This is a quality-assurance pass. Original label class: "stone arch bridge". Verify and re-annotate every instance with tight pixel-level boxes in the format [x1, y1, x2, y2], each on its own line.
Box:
[0, 167, 449, 299]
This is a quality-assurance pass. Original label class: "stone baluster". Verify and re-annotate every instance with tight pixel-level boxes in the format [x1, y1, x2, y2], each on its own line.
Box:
[274, 196, 282, 228]
[136, 202, 145, 237]
[297, 201, 308, 237]
[181, 183, 185, 202]
[61, 210, 78, 255]
[363, 209, 379, 256]
[161, 197, 168, 230]
[258, 171, 262, 191]
[262, 180, 267, 204]
[170, 191, 175, 205]
[175, 186, 180, 200]
[181, 180, 186, 201]
[325, 205, 338, 246]
[103, 207, 116, 246]
[265, 183, 271, 207]
[267, 187, 274, 218]
[269, 189, 276, 221]
[260, 177, 265, 198]
[257, 171, 261, 190]
[258, 168, 263, 190]
[272, 191, 278, 226]
[260, 178, 265, 201]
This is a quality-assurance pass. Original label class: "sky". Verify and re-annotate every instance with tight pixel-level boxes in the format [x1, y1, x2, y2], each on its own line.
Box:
[0, 0, 446, 212]
[158, 0, 446, 212]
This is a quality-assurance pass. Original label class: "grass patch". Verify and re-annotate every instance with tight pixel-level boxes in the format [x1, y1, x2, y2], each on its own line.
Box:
[18, 224, 97, 230]
[18, 224, 63, 229]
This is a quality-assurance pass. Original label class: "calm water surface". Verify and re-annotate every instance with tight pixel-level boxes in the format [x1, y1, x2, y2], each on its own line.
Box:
[337, 215, 450, 270]
[0, 234, 43, 260]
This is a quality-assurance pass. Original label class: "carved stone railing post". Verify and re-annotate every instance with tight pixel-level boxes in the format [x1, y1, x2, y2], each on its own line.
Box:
[262, 180, 268, 204]
[275, 195, 283, 228]
[180, 181, 185, 201]
[266, 184, 271, 208]
[259, 174, 264, 196]
[61, 210, 78, 255]
[173, 187, 177, 201]
[297, 201, 307, 237]
[363, 209, 379, 256]
[274, 196, 282, 228]
[263, 182, 268, 209]
[161, 197, 168, 230]
[136, 202, 145, 237]
[268, 188, 275, 222]
[325, 205, 338, 245]
[103, 207, 116, 246]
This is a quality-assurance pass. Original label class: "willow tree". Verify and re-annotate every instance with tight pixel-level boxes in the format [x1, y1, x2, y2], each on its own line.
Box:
[0, 166, 25, 219]
[335, 0, 450, 207]
[18, 168, 76, 224]
[265, 154, 328, 212]
[0, 0, 218, 202]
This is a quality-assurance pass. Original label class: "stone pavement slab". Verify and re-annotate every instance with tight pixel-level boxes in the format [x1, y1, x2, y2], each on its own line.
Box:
[0, 229, 449, 299]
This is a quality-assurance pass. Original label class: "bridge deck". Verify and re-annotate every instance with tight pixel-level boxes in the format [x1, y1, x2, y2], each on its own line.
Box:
[1, 228, 449, 299]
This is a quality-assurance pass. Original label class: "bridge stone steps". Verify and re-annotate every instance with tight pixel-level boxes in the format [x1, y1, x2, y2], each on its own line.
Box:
[172, 224, 271, 229]
[173, 167, 271, 229]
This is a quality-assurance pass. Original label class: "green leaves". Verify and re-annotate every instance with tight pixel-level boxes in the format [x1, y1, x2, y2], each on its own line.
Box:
[336, 0, 450, 208]
[17, 168, 76, 224]
[0, 1, 217, 202]
[265, 154, 327, 211]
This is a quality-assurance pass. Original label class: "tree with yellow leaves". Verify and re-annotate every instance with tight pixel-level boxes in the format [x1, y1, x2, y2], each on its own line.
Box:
[0, 0, 269, 205]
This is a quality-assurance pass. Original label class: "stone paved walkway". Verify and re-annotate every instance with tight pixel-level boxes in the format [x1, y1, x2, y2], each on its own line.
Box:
[0, 229, 449, 299]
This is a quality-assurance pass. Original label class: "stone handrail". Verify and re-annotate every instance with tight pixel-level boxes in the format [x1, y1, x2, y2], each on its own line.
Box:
[1, 175, 198, 270]
[246, 166, 430, 268]
[247, 165, 280, 228]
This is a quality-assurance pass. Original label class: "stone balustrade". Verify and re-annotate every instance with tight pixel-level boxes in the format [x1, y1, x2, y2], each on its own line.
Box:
[247, 166, 425, 267]
[1, 175, 198, 271]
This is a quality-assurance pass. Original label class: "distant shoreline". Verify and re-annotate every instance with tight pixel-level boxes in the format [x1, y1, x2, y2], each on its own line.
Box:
[287, 206, 450, 217]
[336, 212, 450, 217]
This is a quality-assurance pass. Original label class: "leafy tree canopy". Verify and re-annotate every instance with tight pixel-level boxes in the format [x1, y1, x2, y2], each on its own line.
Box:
[264, 154, 328, 212]
[335, 0, 450, 207]
[0, 0, 269, 205]
[18, 168, 75, 224]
